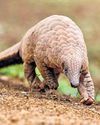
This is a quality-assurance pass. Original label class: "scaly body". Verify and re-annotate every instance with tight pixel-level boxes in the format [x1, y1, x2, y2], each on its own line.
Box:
[0, 15, 95, 105]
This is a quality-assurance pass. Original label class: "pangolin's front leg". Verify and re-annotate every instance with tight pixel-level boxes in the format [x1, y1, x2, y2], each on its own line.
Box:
[78, 68, 95, 105]
[36, 62, 59, 91]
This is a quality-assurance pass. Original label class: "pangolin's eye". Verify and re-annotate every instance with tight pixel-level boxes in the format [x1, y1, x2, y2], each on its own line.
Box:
[64, 68, 68, 73]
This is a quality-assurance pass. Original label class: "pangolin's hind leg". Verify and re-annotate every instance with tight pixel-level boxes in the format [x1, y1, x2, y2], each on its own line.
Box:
[47, 68, 59, 90]
[24, 62, 36, 91]
[24, 62, 54, 92]
[23, 62, 42, 92]
[36, 62, 59, 92]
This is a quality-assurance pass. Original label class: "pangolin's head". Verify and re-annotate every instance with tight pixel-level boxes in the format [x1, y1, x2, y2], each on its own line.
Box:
[63, 56, 82, 88]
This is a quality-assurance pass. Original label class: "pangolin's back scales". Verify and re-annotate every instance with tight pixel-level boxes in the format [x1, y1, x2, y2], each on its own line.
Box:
[22, 15, 87, 69]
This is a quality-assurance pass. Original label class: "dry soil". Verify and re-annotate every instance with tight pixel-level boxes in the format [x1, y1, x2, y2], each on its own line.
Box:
[0, 76, 100, 125]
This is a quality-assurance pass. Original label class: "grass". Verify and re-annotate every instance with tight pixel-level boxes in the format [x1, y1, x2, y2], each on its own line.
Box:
[0, 65, 78, 97]
[58, 74, 78, 97]
[0, 65, 100, 102]
[0, 65, 24, 79]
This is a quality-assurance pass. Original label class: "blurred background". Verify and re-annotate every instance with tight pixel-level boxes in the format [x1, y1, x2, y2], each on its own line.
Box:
[0, 0, 100, 100]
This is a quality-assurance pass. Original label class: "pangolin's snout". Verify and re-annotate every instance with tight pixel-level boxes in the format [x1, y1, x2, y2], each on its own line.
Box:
[69, 73, 80, 88]
[70, 82, 79, 88]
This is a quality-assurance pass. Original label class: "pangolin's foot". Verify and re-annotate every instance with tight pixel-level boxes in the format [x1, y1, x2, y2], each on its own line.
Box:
[30, 77, 58, 93]
[80, 96, 94, 105]
[29, 77, 49, 93]
[35, 80, 58, 93]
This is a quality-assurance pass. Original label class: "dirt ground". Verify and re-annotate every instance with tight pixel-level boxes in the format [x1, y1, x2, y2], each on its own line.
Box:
[0, 76, 100, 125]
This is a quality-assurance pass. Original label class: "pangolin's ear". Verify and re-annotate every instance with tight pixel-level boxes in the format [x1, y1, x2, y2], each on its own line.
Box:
[62, 61, 68, 74]
[61, 62, 65, 73]
[61, 61, 65, 70]
[80, 65, 83, 73]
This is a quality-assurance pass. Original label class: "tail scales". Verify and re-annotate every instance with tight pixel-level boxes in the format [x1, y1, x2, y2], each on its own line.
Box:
[0, 42, 23, 68]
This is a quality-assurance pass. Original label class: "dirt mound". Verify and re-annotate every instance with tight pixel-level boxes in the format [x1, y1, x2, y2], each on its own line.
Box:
[0, 76, 100, 125]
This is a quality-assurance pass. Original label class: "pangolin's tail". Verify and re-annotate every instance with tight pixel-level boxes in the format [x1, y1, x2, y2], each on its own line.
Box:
[0, 42, 23, 68]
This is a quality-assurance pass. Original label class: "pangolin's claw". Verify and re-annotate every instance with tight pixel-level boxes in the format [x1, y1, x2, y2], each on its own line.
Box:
[80, 96, 94, 105]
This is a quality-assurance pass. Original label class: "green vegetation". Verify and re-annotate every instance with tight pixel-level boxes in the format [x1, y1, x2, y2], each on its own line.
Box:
[0, 65, 79, 97]
[0, 65, 99, 102]
[0, 65, 24, 79]
[58, 75, 78, 97]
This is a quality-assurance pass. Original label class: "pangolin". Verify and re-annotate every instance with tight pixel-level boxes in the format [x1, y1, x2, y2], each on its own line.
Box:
[0, 15, 95, 105]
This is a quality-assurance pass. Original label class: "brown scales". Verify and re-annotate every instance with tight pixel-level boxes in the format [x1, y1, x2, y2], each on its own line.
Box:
[0, 15, 95, 105]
